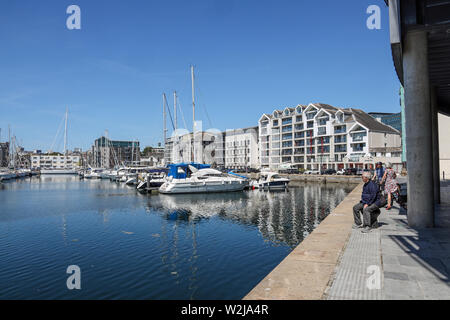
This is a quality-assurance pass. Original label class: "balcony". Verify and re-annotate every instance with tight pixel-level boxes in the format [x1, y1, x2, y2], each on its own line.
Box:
[334, 136, 347, 143]
[306, 112, 317, 120]
[317, 127, 327, 135]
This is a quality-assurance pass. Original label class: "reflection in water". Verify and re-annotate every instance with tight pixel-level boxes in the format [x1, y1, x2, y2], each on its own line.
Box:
[149, 184, 352, 247]
[0, 176, 356, 299]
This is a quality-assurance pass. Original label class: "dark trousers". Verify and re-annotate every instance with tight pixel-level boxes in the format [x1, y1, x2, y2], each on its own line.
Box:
[353, 202, 380, 227]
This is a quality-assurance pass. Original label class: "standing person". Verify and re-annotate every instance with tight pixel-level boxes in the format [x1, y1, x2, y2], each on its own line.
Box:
[374, 162, 385, 184]
[353, 171, 382, 233]
[381, 162, 398, 210]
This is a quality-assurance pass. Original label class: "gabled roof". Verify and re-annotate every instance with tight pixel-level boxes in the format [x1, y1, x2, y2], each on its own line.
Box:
[349, 108, 400, 134]
[312, 103, 339, 114]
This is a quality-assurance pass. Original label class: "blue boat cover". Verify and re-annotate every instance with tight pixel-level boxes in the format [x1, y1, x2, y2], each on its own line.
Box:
[227, 171, 249, 180]
[167, 163, 211, 179]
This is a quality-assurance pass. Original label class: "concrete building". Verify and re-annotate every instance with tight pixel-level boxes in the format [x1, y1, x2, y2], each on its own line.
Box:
[386, 0, 450, 227]
[224, 127, 259, 169]
[164, 131, 225, 166]
[92, 137, 140, 168]
[31, 154, 81, 170]
[259, 103, 402, 171]
[0, 142, 9, 167]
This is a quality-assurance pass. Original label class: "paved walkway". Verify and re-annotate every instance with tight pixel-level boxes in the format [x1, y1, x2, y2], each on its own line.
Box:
[326, 204, 450, 299]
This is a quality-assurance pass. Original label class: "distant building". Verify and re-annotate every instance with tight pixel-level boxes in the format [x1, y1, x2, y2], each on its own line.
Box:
[368, 112, 402, 133]
[92, 137, 140, 168]
[224, 127, 259, 169]
[164, 131, 225, 166]
[259, 103, 402, 171]
[31, 153, 81, 170]
[0, 142, 9, 167]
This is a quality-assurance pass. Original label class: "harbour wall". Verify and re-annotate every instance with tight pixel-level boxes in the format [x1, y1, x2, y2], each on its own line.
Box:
[244, 173, 361, 184]
[244, 182, 363, 300]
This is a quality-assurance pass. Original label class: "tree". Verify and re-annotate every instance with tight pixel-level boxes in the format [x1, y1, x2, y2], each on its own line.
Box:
[142, 146, 154, 157]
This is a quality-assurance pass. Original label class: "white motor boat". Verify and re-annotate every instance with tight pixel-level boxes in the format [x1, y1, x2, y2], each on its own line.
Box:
[136, 168, 168, 191]
[257, 172, 290, 190]
[159, 166, 248, 194]
[84, 168, 104, 179]
[0, 169, 16, 181]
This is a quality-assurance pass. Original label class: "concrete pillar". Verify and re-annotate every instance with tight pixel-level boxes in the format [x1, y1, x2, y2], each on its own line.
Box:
[430, 87, 441, 204]
[403, 30, 434, 228]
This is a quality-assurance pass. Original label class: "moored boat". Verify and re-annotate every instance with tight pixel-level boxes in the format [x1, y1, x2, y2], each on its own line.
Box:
[159, 163, 248, 194]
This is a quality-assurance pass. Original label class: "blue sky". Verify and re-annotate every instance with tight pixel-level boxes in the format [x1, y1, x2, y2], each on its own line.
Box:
[0, 0, 400, 152]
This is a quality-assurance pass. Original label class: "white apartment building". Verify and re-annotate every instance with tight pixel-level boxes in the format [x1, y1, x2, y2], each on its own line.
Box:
[31, 154, 81, 170]
[224, 127, 259, 169]
[259, 103, 402, 171]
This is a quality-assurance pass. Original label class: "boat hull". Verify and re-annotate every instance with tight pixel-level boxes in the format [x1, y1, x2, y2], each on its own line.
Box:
[159, 181, 246, 194]
[39, 169, 78, 175]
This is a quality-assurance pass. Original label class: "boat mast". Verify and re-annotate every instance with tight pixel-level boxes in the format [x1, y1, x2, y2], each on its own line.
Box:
[163, 93, 167, 148]
[191, 65, 195, 163]
[64, 107, 68, 156]
[174, 91, 177, 132]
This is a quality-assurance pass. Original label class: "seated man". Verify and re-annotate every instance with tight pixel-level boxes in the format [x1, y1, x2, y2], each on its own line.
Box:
[353, 171, 382, 233]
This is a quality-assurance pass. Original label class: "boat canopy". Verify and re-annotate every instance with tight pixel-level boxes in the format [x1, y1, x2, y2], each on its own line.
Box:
[227, 171, 249, 180]
[167, 163, 211, 179]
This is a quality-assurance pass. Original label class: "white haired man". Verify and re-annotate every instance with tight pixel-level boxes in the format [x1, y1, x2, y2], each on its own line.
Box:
[353, 171, 382, 233]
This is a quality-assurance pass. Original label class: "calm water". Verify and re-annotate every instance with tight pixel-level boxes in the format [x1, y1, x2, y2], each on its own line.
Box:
[0, 176, 355, 300]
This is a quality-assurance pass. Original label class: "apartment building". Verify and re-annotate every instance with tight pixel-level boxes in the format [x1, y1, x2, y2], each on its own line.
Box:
[92, 137, 140, 168]
[259, 103, 402, 171]
[224, 127, 259, 169]
[31, 154, 81, 170]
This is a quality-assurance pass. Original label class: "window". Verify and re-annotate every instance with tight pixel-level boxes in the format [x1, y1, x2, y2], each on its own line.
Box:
[282, 118, 292, 125]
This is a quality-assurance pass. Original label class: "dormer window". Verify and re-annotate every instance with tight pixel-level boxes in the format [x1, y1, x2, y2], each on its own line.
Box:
[296, 106, 302, 114]
[273, 111, 278, 118]
[284, 109, 290, 116]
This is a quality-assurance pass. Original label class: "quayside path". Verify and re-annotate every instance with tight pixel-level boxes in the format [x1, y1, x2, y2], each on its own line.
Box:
[245, 180, 450, 300]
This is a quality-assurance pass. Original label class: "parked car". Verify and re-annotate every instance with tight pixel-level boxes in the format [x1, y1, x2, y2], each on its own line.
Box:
[344, 168, 358, 175]
[279, 168, 299, 174]
[356, 168, 363, 175]
[336, 169, 346, 175]
[304, 170, 319, 175]
[320, 169, 336, 175]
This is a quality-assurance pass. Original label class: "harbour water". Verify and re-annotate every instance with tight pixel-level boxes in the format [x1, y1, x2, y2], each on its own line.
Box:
[0, 176, 356, 299]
